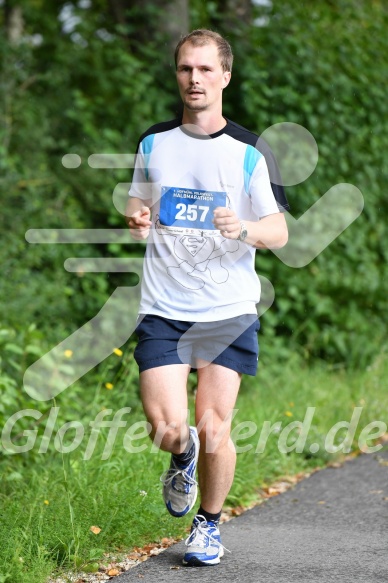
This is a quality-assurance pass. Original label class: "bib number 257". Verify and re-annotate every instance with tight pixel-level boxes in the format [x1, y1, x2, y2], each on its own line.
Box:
[175, 203, 209, 222]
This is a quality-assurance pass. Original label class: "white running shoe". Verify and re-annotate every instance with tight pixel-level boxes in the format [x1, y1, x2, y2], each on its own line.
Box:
[183, 515, 230, 566]
[160, 426, 199, 517]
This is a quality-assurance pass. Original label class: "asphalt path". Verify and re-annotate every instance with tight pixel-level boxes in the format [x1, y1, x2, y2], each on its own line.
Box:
[114, 448, 388, 583]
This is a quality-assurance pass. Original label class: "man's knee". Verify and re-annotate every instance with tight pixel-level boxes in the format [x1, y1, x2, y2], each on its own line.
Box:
[196, 410, 233, 453]
[148, 417, 189, 453]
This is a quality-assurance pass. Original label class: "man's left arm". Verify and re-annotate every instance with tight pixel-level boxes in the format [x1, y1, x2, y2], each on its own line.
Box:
[213, 208, 288, 249]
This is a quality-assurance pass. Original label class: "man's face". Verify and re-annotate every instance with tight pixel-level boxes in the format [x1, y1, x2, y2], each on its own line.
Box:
[176, 42, 231, 114]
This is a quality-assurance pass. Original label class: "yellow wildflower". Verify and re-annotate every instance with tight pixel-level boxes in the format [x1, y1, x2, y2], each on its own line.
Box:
[105, 382, 114, 390]
[64, 349, 73, 358]
[284, 411, 293, 417]
[44, 500, 49, 505]
[113, 348, 123, 357]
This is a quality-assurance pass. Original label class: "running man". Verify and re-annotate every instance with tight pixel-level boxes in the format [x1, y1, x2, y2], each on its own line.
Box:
[126, 29, 289, 566]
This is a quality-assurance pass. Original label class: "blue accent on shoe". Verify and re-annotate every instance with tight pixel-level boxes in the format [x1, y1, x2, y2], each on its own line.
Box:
[166, 500, 190, 518]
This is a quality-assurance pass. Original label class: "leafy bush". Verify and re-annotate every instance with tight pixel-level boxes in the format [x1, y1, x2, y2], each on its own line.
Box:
[1, 0, 387, 374]
[198, 0, 388, 367]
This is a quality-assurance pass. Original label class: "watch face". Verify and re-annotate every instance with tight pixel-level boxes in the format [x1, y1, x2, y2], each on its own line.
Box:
[239, 221, 248, 241]
[240, 229, 248, 241]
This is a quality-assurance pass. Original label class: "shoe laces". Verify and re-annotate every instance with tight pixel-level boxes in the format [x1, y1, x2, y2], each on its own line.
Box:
[160, 467, 197, 492]
[185, 515, 231, 554]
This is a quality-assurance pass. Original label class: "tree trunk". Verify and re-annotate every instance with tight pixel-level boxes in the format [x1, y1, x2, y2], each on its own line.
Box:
[4, 1, 24, 44]
[156, 0, 189, 50]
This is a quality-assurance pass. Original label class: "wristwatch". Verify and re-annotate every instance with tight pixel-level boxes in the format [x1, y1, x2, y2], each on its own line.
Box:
[238, 221, 248, 241]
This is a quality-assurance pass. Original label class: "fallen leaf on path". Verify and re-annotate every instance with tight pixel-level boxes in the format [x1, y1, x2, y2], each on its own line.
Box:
[107, 568, 120, 576]
[262, 482, 291, 497]
[281, 475, 299, 484]
[263, 487, 280, 497]
[132, 547, 146, 554]
[143, 544, 159, 552]
[90, 526, 101, 535]
[231, 506, 245, 516]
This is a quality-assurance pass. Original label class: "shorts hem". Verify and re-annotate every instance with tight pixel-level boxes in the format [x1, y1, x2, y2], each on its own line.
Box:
[211, 355, 258, 376]
[137, 355, 258, 376]
[137, 357, 187, 373]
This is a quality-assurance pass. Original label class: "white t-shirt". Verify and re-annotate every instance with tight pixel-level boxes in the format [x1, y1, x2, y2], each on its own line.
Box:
[129, 118, 288, 322]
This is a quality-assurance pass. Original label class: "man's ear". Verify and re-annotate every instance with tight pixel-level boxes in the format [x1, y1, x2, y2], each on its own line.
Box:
[222, 71, 231, 89]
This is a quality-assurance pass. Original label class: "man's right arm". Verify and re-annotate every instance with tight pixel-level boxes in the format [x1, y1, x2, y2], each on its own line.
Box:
[125, 197, 152, 240]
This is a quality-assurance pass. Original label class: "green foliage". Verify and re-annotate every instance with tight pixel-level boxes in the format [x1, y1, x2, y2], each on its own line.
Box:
[0, 0, 388, 366]
[2, 0, 386, 370]
[0, 324, 49, 426]
[0, 0, 174, 342]
[190, 0, 388, 367]
[0, 321, 141, 468]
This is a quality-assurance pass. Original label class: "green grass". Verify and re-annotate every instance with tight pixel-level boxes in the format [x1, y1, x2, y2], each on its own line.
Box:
[0, 350, 387, 582]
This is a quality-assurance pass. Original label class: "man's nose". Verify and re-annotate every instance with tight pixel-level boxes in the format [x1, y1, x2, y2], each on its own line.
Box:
[190, 69, 200, 84]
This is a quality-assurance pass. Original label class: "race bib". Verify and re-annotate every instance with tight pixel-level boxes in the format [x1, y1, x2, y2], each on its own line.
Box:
[159, 186, 227, 236]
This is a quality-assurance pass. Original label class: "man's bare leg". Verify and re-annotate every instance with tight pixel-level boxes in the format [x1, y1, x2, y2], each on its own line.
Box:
[140, 363, 191, 453]
[195, 362, 242, 513]
[140, 363, 200, 518]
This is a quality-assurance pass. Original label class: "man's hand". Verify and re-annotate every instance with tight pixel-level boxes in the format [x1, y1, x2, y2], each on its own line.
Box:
[127, 206, 152, 240]
[213, 207, 241, 239]
[213, 207, 288, 248]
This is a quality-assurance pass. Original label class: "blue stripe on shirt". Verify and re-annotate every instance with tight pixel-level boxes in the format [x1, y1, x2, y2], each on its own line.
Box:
[142, 134, 155, 181]
[243, 145, 262, 196]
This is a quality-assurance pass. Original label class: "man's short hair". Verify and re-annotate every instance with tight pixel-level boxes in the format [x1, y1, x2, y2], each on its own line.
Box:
[174, 29, 233, 73]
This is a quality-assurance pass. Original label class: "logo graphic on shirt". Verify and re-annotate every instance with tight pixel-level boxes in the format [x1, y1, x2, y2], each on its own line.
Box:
[180, 236, 207, 257]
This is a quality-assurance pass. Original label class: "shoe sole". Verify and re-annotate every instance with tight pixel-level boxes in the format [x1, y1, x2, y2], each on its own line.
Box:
[182, 556, 221, 567]
[182, 545, 224, 566]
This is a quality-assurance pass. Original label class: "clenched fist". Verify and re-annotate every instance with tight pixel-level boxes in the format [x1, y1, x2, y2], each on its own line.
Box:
[127, 206, 152, 240]
[213, 207, 240, 239]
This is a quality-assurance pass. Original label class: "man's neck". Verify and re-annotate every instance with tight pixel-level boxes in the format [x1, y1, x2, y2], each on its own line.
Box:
[181, 109, 227, 136]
